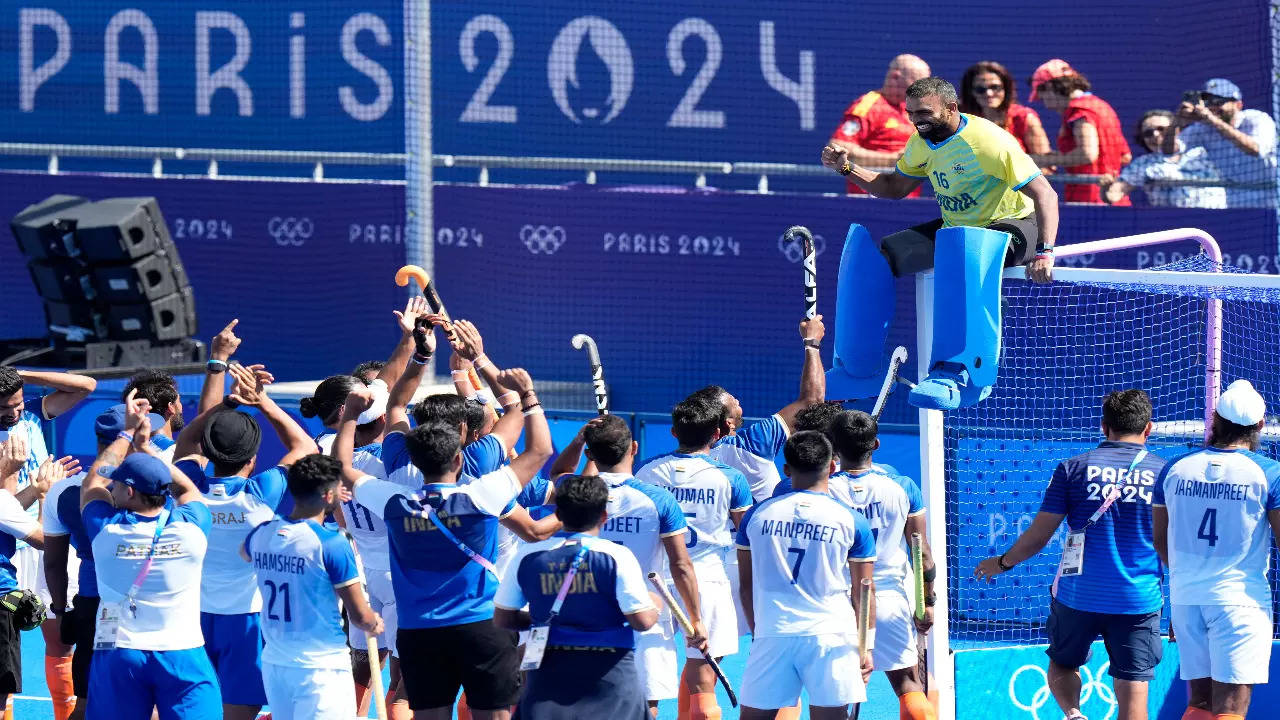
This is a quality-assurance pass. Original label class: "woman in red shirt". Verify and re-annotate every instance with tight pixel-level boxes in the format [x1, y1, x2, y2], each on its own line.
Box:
[959, 61, 1051, 154]
[1028, 59, 1132, 204]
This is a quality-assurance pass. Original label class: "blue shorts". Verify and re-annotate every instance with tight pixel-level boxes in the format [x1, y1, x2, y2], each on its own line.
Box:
[1045, 598, 1163, 681]
[87, 646, 221, 720]
[200, 611, 268, 705]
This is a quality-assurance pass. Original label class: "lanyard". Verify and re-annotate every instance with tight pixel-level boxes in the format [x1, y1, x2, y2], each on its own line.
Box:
[421, 498, 499, 577]
[126, 507, 170, 618]
[547, 540, 592, 624]
[1078, 450, 1148, 531]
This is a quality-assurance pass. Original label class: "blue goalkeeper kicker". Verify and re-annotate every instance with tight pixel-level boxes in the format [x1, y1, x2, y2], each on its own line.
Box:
[909, 226, 1010, 411]
[827, 223, 896, 401]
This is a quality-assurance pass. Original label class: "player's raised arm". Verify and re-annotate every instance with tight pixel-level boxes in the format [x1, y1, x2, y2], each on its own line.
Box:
[376, 296, 431, 391]
[386, 313, 442, 434]
[333, 386, 376, 489]
[776, 315, 827, 430]
[451, 320, 523, 452]
[548, 420, 603, 479]
[822, 143, 923, 199]
[498, 369, 553, 486]
[18, 369, 96, 420]
[199, 319, 241, 413]
[226, 363, 316, 467]
[82, 390, 148, 511]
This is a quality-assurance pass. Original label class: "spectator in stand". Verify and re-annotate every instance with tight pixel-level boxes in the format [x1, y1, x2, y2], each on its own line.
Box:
[959, 61, 1051, 154]
[1028, 59, 1132, 205]
[1103, 110, 1225, 208]
[828, 54, 931, 197]
[1165, 78, 1277, 208]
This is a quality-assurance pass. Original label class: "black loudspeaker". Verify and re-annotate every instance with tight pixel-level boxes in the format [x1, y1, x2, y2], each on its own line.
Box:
[9, 195, 86, 260]
[74, 198, 164, 262]
[26, 260, 94, 304]
[104, 292, 188, 341]
[90, 254, 178, 303]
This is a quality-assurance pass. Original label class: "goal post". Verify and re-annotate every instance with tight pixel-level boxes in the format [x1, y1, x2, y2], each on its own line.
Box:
[918, 228, 1280, 719]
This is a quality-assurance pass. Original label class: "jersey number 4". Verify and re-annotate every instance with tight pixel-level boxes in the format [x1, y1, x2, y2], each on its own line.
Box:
[1197, 508, 1219, 547]
[264, 580, 293, 622]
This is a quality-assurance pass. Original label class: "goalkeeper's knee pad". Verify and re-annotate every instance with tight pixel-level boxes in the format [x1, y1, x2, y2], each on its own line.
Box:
[829, 223, 897, 400]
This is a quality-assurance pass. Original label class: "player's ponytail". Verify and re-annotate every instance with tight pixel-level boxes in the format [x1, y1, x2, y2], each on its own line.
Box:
[300, 374, 359, 422]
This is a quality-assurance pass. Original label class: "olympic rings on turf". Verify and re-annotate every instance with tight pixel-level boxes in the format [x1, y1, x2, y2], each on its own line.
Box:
[1008, 664, 1052, 720]
[268, 216, 314, 246]
[520, 225, 567, 255]
[1008, 662, 1117, 720]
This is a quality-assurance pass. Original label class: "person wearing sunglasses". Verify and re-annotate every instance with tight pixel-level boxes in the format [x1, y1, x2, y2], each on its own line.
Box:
[1165, 78, 1277, 208]
[958, 61, 1050, 155]
[1103, 110, 1225, 208]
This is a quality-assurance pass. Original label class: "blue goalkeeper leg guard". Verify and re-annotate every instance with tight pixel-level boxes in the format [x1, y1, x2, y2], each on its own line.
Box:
[909, 226, 1010, 411]
[827, 223, 896, 401]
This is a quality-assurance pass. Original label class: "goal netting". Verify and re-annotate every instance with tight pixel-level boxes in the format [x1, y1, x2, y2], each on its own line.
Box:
[945, 254, 1280, 648]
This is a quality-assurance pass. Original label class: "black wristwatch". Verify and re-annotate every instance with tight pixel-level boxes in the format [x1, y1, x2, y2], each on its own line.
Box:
[997, 552, 1015, 571]
[924, 593, 937, 607]
[206, 359, 228, 373]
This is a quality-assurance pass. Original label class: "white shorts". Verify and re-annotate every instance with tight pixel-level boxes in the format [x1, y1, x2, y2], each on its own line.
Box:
[348, 567, 397, 656]
[873, 591, 918, 672]
[677, 559, 738, 659]
[740, 633, 865, 709]
[635, 622, 679, 701]
[1172, 603, 1272, 685]
[17, 544, 79, 606]
[262, 662, 356, 720]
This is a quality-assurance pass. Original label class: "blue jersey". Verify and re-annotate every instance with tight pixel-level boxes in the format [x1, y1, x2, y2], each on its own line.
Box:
[775, 468, 924, 596]
[383, 430, 506, 487]
[43, 474, 97, 597]
[710, 414, 790, 501]
[84, 499, 212, 650]
[245, 517, 362, 669]
[735, 490, 876, 638]
[635, 452, 752, 566]
[494, 533, 655, 649]
[595, 472, 687, 576]
[1155, 446, 1280, 609]
[1040, 441, 1166, 614]
[355, 466, 522, 629]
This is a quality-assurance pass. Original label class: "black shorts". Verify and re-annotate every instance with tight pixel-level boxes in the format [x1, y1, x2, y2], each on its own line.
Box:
[0, 599, 21, 694]
[515, 647, 647, 720]
[397, 620, 521, 710]
[880, 214, 1041, 277]
[60, 595, 100, 697]
[1045, 598, 1163, 681]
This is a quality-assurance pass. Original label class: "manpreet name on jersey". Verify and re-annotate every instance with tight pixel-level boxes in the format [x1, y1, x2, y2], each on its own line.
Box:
[759, 518, 842, 543]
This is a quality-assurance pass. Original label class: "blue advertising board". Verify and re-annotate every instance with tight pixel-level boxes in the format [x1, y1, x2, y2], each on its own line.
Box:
[429, 0, 1272, 161]
[1, 1, 404, 151]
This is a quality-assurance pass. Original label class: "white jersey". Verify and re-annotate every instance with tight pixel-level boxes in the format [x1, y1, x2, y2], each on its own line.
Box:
[246, 517, 363, 669]
[830, 469, 924, 597]
[635, 452, 753, 566]
[1155, 447, 1280, 608]
[597, 472, 687, 576]
[316, 435, 392, 573]
[85, 500, 211, 650]
[177, 461, 288, 614]
[735, 490, 877, 637]
[0, 408, 49, 540]
[710, 414, 790, 501]
[316, 432, 387, 480]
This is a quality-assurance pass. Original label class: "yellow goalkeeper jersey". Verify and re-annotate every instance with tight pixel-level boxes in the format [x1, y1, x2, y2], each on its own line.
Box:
[895, 113, 1041, 228]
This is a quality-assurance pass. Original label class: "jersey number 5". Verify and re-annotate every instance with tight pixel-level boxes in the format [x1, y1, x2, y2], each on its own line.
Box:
[1197, 508, 1219, 547]
[684, 511, 699, 549]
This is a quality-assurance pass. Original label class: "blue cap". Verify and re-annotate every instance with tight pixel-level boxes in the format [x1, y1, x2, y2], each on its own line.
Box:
[94, 404, 167, 443]
[100, 453, 172, 496]
[1202, 78, 1241, 101]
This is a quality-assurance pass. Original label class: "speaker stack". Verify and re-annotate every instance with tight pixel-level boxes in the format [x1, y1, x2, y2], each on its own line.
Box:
[9, 195, 201, 368]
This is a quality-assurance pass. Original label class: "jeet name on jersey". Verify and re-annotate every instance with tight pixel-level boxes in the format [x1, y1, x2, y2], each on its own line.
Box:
[602, 516, 644, 535]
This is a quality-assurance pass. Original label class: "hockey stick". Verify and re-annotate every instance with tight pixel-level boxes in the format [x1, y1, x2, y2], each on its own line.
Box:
[852, 576, 873, 720]
[395, 264, 458, 342]
[647, 572, 737, 708]
[912, 533, 930, 696]
[784, 226, 818, 320]
[346, 532, 389, 720]
[571, 334, 609, 415]
[870, 346, 909, 420]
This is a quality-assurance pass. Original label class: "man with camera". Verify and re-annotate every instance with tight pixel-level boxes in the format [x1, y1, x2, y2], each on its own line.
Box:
[1165, 78, 1277, 208]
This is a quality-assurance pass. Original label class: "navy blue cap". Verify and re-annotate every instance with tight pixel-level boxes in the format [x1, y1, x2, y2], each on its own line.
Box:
[100, 453, 171, 496]
[95, 404, 167, 444]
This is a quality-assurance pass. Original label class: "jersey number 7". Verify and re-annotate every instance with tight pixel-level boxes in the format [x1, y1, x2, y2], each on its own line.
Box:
[787, 547, 806, 583]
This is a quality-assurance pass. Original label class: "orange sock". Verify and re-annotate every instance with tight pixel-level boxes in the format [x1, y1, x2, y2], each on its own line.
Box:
[900, 691, 936, 720]
[3, 695, 12, 720]
[456, 692, 472, 720]
[45, 655, 75, 720]
[1182, 710, 1214, 720]
[677, 680, 691, 720]
[1214, 715, 1244, 720]
[689, 692, 721, 720]
[775, 702, 803, 720]
[354, 681, 371, 716]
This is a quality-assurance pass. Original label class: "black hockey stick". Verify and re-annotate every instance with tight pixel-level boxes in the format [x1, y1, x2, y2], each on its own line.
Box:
[784, 226, 818, 320]
[870, 346, 910, 420]
[647, 573, 737, 707]
[571, 334, 609, 415]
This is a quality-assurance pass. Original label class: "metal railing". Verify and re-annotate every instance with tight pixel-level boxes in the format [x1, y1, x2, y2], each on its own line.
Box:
[0, 141, 1271, 192]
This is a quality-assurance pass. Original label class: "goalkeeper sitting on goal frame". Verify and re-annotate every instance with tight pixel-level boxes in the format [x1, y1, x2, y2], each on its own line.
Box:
[820, 76, 1060, 411]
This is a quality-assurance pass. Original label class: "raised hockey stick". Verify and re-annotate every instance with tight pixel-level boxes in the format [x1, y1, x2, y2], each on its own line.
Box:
[784, 226, 818, 320]
[571, 334, 609, 415]
[870, 346, 910, 419]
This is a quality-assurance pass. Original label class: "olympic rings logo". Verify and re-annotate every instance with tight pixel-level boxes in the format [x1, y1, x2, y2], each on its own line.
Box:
[777, 231, 826, 263]
[1009, 662, 1116, 720]
[268, 217, 314, 246]
[520, 224, 567, 255]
